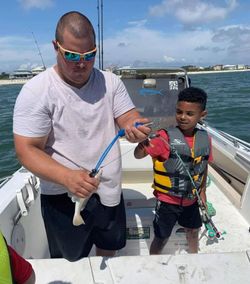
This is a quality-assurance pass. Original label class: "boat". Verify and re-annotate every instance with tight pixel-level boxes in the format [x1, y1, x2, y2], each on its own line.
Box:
[1, 67, 250, 283]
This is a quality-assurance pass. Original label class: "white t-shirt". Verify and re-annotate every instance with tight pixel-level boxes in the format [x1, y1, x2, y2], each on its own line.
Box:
[13, 67, 135, 206]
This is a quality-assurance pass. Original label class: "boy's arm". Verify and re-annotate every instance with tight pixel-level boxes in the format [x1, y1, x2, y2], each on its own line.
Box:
[134, 129, 170, 160]
[200, 135, 213, 205]
[199, 166, 208, 205]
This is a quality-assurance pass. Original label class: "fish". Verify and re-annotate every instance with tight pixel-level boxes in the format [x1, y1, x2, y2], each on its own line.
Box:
[72, 170, 102, 226]
[139, 88, 165, 96]
[72, 196, 89, 226]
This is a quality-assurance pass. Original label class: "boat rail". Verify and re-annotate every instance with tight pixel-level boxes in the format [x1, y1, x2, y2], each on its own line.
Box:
[217, 130, 250, 151]
[0, 175, 13, 188]
[199, 121, 250, 152]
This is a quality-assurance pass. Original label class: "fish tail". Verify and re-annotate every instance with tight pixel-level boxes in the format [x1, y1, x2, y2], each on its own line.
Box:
[73, 214, 85, 226]
[72, 198, 86, 226]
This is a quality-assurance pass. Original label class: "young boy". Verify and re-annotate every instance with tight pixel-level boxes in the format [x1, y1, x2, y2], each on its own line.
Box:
[134, 87, 213, 254]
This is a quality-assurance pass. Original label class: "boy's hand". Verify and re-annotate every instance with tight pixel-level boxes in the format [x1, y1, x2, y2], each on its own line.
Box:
[144, 136, 170, 160]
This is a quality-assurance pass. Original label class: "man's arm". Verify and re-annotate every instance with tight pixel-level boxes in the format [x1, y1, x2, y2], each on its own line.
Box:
[14, 134, 99, 198]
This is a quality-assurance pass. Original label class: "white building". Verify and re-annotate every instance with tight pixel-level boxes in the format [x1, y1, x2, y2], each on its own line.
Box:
[9, 69, 33, 79]
[31, 66, 46, 76]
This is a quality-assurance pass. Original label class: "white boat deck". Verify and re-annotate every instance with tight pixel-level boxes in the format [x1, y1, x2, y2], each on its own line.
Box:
[27, 169, 250, 283]
[29, 251, 250, 284]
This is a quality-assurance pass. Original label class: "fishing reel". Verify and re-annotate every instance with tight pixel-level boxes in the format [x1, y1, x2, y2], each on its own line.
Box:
[199, 204, 226, 239]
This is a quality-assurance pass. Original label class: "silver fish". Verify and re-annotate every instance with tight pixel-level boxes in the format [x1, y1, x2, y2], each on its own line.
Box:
[72, 170, 102, 226]
[72, 196, 89, 226]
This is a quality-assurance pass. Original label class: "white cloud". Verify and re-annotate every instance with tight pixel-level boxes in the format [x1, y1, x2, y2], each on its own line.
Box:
[163, 56, 176, 63]
[18, 0, 54, 10]
[149, 0, 238, 26]
[1, 19, 249, 73]
[102, 24, 216, 67]
[102, 21, 249, 68]
[128, 19, 148, 27]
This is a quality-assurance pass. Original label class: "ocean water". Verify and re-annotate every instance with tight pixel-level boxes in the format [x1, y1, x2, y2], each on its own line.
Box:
[0, 84, 22, 179]
[0, 70, 250, 179]
[189, 71, 250, 143]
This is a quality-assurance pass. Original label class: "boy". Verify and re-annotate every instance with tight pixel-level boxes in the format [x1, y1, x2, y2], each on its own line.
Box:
[134, 87, 213, 254]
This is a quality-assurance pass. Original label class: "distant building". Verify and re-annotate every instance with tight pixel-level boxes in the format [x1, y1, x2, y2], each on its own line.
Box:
[223, 65, 236, 70]
[9, 69, 33, 79]
[31, 66, 46, 76]
[236, 64, 245, 70]
[9, 66, 46, 80]
[213, 65, 223, 71]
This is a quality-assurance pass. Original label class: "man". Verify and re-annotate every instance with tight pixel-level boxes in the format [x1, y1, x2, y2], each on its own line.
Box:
[13, 11, 150, 261]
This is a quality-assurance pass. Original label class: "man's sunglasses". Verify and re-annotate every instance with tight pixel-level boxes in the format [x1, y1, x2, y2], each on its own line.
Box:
[56, 41, 97, 62]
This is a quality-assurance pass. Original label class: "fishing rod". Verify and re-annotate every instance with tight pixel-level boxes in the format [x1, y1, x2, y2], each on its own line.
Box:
[150, 133, 225, 239]
[97, 0, 104, 70]
[89, 128, 125, 177]
[31, 32, 46, 70]
[90, 122, 153, 177]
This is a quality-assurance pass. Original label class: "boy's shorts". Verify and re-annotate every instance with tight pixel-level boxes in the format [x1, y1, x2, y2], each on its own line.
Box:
[153, 200, 202, 239]
[41, 193, 126, 261]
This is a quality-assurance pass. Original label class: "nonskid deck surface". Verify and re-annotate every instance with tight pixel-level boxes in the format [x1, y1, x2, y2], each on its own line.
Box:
[28, 173, 250, 283]
[29, 251, 250, 284]
[121, 175, 250, 255]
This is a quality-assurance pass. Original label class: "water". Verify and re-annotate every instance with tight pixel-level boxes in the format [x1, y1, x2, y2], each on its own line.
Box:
[189, 71, 250, 143]
[0, 71, 250, 179]
[0, 84, 22, 179]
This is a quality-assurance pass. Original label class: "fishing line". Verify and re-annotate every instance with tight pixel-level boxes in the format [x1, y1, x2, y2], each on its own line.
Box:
[90, 122, 153, 177]
[101, 147, 136, 169]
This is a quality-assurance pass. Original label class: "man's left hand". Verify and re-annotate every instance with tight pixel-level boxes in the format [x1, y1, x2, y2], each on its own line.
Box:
[125, 118, 152, 143]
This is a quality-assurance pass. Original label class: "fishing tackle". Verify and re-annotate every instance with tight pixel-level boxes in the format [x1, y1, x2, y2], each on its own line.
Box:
[172, 146, 225, 239]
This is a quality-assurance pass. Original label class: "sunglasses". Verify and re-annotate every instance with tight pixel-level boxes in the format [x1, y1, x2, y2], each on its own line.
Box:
[56, 41, 97, 62]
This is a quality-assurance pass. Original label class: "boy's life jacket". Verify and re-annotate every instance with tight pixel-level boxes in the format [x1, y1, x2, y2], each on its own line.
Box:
[153, 127, 210, 199]
[0, 232, 14, 284]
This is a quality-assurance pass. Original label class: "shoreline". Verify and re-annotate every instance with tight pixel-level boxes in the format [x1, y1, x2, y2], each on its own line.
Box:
[0, 79, 29, 86]
[187, 69, 250, 75]
[0, 69, 250, 86]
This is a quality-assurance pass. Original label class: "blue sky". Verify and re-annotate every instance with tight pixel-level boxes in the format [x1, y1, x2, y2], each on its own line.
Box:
[0, 0, 250, 72]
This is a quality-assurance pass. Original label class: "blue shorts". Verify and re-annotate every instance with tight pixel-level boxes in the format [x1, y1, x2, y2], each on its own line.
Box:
[41, 193, 126, 261]
[153, 200, 202, 239]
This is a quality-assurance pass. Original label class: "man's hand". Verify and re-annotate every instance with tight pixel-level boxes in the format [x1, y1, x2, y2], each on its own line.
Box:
[124, 119, 152, 143]
[63, 169, 100, 198]
[116, 109, 151, 143]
